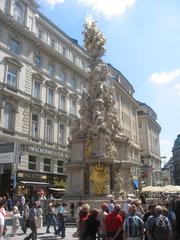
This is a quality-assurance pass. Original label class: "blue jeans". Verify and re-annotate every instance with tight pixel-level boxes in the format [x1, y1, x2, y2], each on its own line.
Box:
[56, 219, 65, 237]
[46, 214, 56, 232]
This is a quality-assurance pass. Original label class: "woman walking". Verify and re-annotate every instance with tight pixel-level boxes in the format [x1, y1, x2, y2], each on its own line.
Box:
[11, 205, 21, 236]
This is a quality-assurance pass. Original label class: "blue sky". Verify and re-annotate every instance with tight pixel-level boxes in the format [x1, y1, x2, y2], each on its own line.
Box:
[37, 0, 180, 162]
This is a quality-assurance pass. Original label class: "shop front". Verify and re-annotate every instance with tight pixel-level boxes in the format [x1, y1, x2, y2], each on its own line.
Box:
[17, 170, 67, 200]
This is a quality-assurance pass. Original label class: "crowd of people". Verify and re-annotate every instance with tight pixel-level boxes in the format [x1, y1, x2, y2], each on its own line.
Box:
[0, 192, 180, 240]
[74, 198, 180, 240]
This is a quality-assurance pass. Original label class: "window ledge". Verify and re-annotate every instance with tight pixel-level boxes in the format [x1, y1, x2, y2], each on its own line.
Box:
[6, 85, 18, 93]
[46, 141, 54, 146]
[31, 137, 40, 143]
[2, 128, 15, 136]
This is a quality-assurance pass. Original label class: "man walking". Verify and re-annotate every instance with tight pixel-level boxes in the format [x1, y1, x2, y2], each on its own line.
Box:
[146, 205, 171, 240]
[123, 204, 144, 240]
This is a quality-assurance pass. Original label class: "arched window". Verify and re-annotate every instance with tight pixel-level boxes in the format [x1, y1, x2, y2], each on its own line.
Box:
[4, 102, 15, 130]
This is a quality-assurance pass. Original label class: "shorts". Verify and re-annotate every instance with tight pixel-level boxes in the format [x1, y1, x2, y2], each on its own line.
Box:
[0, 217, 4, 226]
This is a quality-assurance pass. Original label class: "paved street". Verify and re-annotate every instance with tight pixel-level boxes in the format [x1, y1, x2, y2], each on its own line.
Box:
[4, 225, 78, 240]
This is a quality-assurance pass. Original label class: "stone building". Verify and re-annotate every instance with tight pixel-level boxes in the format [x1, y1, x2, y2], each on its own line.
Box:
[137, 102, 161, 186]
[0, 0, 161, 197]
[107, 64, 141, 191]
[173, 134, 180, 185]
[0, 0, 89, 196]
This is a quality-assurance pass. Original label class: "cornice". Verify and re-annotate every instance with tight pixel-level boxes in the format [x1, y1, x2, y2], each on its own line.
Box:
[0, 11, 89, 79]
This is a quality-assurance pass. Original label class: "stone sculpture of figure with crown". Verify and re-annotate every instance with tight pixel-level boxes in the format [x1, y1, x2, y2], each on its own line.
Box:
[65, 18, 130, 200]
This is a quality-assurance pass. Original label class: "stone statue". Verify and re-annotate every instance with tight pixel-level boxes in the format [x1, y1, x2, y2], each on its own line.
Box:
[114, 171, 125, 199]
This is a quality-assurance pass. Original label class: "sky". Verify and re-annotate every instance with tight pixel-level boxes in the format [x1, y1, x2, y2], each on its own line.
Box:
[37, 0, 180, 162]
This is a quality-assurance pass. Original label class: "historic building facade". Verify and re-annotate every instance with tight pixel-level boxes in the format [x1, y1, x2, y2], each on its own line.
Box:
[137, 102, 161, 186]
[0, 0, 89, 195]
[107, 64, 141, 191]
[172, 134, 180, 185]
[0, 0, 161, 196]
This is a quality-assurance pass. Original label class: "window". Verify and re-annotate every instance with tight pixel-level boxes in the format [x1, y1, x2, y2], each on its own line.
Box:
[73, 55, 76, 63]
[51, 38, 55, 48]
[35, 52, 42, 69]
[62, 47, 66, 56]
[47, 87, 54, 105]
[59, 94, 66, 111]
[70, 99, 76, 115]
[44, 158, 51, 172]
[57, 160, 63, 173]
[38, 28, 43, 40]
[46, 119, 53, 142]
[28, 155, 36, 171]
[48, 64, 55, 76]
[9, 39, 19, 55]
[6, 65, 18, 88]
[70, 76, 76, 89]
[31, 113, 39, 138]
[33, 79, 41, 99]
[13, 0, 26, 24]
[59, 123, 66, 144]
[4, 103, 15, 130]
[59, 71, 66, 83]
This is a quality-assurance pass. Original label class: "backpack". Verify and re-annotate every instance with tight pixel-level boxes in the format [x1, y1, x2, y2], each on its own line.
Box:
[152, 215, 168, 240]
[127, 216, 141, 237]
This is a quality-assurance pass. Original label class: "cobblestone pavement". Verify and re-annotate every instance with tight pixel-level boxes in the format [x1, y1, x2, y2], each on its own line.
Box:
[4, 225, 78, 240]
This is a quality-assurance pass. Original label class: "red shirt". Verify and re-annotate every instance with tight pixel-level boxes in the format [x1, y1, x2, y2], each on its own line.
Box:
[105, 211, 123, 233]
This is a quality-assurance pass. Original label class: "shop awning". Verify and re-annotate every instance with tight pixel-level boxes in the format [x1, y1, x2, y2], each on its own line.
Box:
[20, 181, 50, 186]
[48, 187, 66, 192]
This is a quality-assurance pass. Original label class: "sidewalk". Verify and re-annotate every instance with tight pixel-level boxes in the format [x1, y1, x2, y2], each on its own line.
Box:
[4, 225, 78, 240]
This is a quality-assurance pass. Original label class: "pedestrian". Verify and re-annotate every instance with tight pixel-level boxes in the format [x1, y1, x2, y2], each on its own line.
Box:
[167, 200, 176, 240]
[55, 212, 66, 238]
[134, 200, 144, 219]
[0, 202, 6, 240]
[46, 202, 57, 233]
[24, 202, 38, 240]
[73, 201, 83, 237]
[175, 200, 180, 240]
[143, 204, 154, 240]
[81, 208, 100, 240]
[123, 198, 132, 216]
[36, 205, 43, 228]
[123, 204, 144, 240]
[21, 200, 30, 234]
[98, 203, 108, 240]
[105, 204, 123, 240]
[70, 202, 75, 217]
[146, 205, 171, 240]
[79, 204, 90, 240]
[11, 205, 21, 236]
[107, 199, 115, 213]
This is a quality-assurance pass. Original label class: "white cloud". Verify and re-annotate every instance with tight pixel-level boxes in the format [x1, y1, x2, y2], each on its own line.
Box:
[175, 83, 180, 96]
[78, 0, 135, 18]
[39, 0, 65, 7]
[149, 68, 180, 84]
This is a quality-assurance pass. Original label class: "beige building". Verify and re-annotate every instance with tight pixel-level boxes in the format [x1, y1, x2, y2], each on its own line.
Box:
[0, 0, 89, 196]
[0, 0, 161, 196]
[108, 64, 141, 191]
[137, 102, 161, 186]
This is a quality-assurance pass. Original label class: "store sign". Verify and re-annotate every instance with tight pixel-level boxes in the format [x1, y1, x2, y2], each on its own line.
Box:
[0, 143, 15, 163]
[17, 170, 67, 189]
[25, 145, 69, 159]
